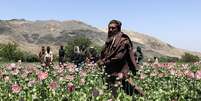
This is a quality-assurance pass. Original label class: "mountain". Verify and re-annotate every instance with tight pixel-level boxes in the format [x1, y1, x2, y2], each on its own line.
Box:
[0, 19, 200, 58]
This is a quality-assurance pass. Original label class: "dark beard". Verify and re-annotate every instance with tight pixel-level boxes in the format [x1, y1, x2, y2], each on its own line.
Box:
[108, 30, 118, 37]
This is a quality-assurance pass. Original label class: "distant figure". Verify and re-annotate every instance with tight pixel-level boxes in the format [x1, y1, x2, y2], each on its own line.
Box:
[44, 46, 53, 66]
[134, 46, 144, 65]
[39, 46, 46, 64]
[73, 46, 85, 67]
[85, 47, 98, 63]
[18, 60, 22, 65]
[153, 57, 159, 64]
[59, 45, 65, 65]
[74, 46, 80, 54]
[85, 57, 91, 64]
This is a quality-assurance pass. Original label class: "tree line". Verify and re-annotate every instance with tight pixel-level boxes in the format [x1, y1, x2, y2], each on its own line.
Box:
[0, 36, 200, 63]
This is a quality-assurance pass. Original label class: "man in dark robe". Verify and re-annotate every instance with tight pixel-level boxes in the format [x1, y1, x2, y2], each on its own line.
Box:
[98, 20, 143, 97]
[59, 45, 65, 65]
[134, 46, 144, 65]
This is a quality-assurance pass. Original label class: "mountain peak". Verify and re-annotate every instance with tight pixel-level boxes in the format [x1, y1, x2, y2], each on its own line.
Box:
[0, 19, 200, 58]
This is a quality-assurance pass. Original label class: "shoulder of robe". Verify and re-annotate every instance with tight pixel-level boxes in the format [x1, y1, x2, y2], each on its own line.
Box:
[120, 32, 130, 41]
[120, 34, 130, 44]
[121, 32, 130, 39]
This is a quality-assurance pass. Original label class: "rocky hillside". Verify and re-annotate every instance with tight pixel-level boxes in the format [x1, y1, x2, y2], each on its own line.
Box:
[0, 19, 200, 58]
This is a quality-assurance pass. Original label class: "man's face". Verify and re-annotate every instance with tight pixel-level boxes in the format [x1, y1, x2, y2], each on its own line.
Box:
[108, 23, 119, 37]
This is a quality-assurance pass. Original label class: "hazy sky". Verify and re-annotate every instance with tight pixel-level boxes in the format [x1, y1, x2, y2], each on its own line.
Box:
[0, 0, 201, 52]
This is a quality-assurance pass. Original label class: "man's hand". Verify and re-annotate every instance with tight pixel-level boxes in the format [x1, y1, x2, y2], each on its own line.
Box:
[116, 72, 124, 80]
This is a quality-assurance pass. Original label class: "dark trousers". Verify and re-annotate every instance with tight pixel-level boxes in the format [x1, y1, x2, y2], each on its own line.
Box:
[59, 56, 65, 64]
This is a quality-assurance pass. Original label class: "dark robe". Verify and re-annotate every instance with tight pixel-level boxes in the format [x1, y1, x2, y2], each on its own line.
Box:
[59, 49, 65, 64]
[100, 32, 137, 96]
[101, 32, 137, 75]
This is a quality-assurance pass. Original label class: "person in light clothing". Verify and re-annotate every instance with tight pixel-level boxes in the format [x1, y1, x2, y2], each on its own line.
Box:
[44, 46, 53, 66]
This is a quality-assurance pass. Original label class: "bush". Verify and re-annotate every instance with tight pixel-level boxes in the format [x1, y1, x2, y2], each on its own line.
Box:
[159, 56, 179, 62]
[0, 43, 39, 62]
[23, 52, 39, 62]
[181, 52, 200, 63]
[14, 50, 25, 61]
[93, 45, 102, 55]
[0, 42, 18, 61]
[52, 54, 59, 62]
